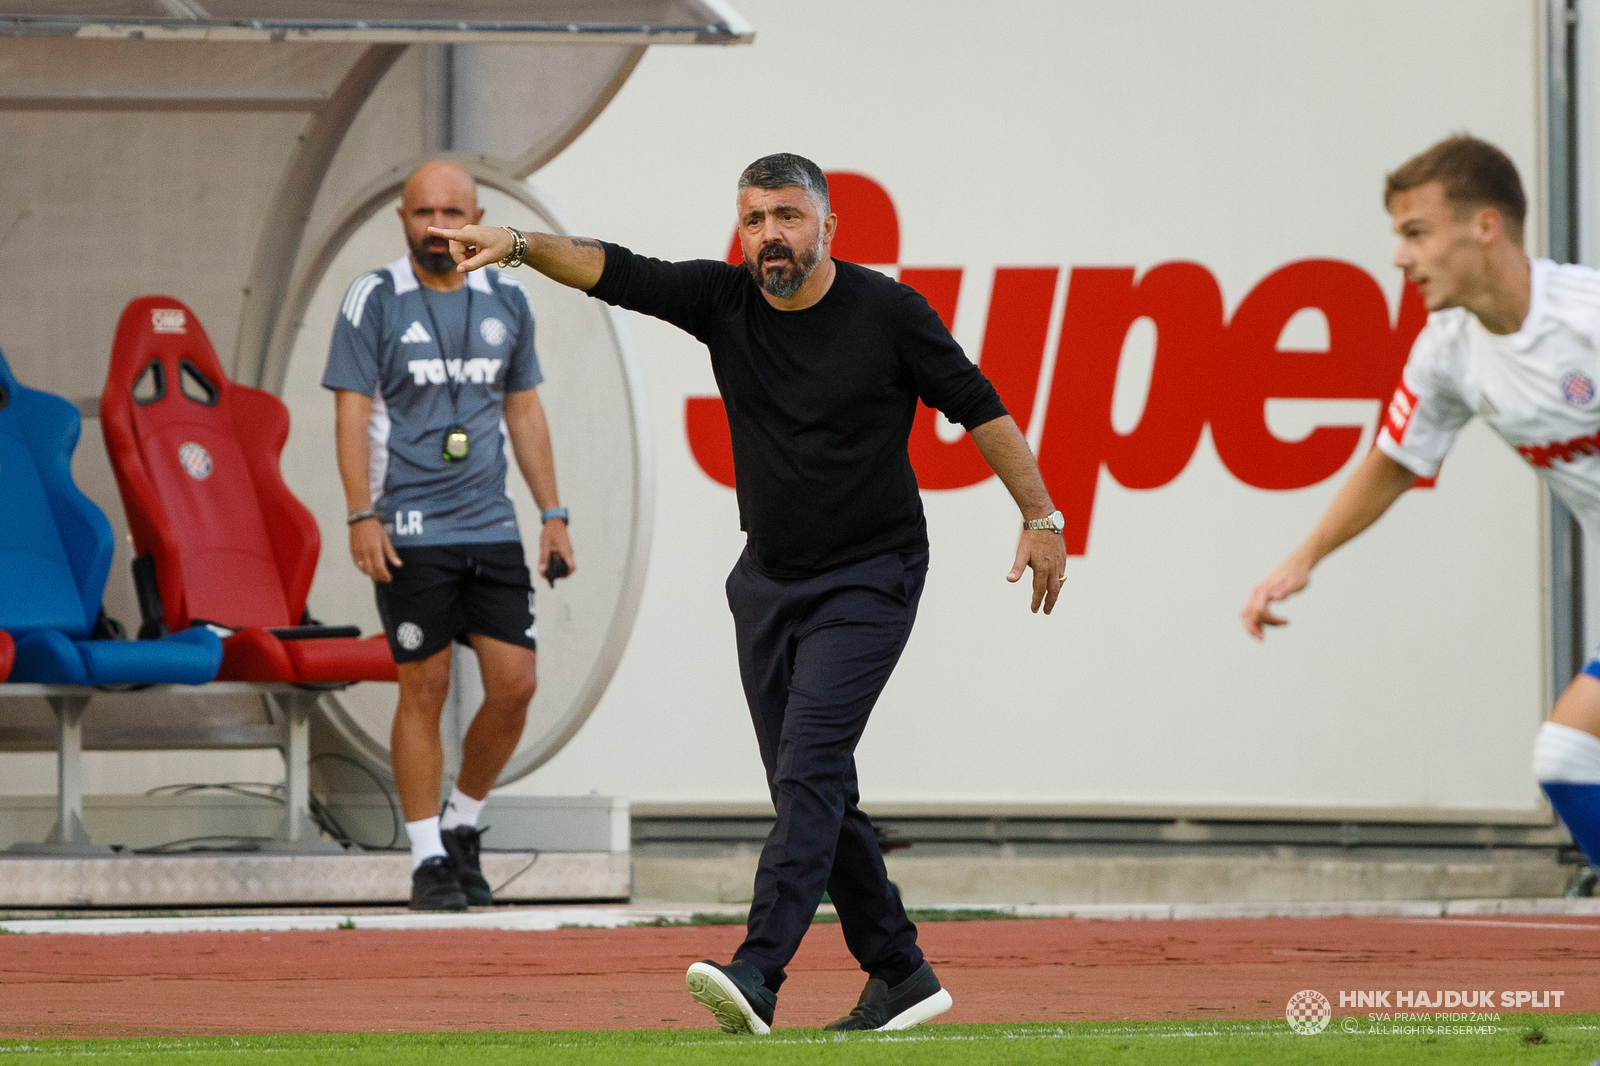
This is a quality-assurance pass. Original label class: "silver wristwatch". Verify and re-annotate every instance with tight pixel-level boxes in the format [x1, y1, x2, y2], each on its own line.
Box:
[1023, 510, 1065, 533]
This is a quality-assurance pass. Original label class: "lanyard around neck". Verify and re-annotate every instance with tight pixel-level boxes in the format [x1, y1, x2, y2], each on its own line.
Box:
[417, 283, 474, 419]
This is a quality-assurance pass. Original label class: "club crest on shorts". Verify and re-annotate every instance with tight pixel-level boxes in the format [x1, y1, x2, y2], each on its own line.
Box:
[1562, 370, 1596, 406]
[178, 442, 212, 480]
[396, 622, 423, 651]
[479, 316, 508, 346]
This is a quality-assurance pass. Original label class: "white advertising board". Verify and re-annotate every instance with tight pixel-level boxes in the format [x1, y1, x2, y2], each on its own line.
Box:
[509, 0, 1552, 819]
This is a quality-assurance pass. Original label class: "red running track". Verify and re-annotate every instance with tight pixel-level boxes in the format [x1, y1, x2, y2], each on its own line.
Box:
[0, 915, 1596, 1038]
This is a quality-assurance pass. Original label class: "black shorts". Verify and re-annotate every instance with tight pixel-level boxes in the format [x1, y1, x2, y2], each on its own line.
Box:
[373, 542, 537, 663]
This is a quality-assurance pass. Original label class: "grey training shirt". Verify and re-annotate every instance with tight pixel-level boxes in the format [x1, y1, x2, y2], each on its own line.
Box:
[322, 255, 543, 546]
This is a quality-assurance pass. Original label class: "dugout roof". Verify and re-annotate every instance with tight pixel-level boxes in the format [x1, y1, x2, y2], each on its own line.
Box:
[0, 1, 753, 43]
[0, 0, 749, 783]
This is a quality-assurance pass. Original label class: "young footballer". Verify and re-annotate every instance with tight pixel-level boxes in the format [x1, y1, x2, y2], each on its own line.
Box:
[1243, 134, 1600, 877]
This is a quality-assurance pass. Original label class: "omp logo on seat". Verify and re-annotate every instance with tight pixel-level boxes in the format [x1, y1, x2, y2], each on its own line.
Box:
[400, 321, 432, 344]
[151, 308, 187, 334]
[406, 357, 503, 386]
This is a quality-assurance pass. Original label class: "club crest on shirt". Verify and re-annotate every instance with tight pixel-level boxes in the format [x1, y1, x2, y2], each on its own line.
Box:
[1562, 370, 1596, 406]
[178, 441, 212, 480]
[480, 316, 508, 346]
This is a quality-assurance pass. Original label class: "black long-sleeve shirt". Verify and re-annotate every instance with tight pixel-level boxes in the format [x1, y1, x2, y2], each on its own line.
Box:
[589, 243, 1008, 577]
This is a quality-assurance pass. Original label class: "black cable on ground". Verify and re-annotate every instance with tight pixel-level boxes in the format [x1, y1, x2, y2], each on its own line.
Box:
[142, 755, 403, 853]
[490, 851, 540, 896]
[308, 752, 402, 850]
[132, 834, 278, 854]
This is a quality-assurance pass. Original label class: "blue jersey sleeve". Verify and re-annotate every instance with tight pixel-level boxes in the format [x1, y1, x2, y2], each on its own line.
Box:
[322, 271, 387, 394]
[496, 270, 544, 392]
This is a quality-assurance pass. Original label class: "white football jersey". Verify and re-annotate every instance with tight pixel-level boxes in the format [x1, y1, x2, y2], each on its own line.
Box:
[1378, 257, 1600, 534]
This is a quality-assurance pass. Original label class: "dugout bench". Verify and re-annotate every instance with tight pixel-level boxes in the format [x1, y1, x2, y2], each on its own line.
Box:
[0, 302, 396, 855]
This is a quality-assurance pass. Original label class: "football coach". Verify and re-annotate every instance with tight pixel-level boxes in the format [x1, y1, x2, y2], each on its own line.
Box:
[431, 153, 1066, 1033]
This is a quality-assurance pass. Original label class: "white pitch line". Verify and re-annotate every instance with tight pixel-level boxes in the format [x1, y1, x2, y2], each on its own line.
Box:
[5, 897, 1600, 936]
[0, 906, 706, 936]
[9, 1021, 1598, 1057]
[1399, 918, 1600, 932]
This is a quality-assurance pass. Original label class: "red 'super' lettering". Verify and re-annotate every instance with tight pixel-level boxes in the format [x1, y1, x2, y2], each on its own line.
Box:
[688, 174, 1429, 555]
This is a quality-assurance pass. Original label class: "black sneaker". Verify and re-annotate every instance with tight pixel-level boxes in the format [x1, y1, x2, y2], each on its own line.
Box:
[685, 959, 776, 1035]
[441, 825, 493, 906]
[409, 855, 468, 912]
[825, 961, 952, 1031]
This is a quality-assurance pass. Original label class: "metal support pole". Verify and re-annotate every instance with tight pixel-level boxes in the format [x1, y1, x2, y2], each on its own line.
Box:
[264, 691, 341, 852]
[421, 43, 455, 154]
[9, 693, 111, 854]
[43, 695, 91, 846]
[284, 693, 313, 842]
[1549, 0, 1587, 701]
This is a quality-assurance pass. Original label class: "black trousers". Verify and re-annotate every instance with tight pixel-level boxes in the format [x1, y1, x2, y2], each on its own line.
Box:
[725, 547, 928, 993]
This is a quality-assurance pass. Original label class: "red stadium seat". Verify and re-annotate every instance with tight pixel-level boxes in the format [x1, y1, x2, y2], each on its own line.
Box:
[0, 629, 12, 682]
[100, 296, 396, 684]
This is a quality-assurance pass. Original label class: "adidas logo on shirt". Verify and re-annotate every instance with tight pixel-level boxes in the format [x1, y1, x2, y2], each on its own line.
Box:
[400, 321, 432, 344]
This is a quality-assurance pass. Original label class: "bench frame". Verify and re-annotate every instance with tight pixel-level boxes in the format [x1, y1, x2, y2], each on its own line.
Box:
[0, 682, 342, 854]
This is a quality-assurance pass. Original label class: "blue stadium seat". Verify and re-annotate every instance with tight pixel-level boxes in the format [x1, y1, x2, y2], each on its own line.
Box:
[0, 348, 221, 685]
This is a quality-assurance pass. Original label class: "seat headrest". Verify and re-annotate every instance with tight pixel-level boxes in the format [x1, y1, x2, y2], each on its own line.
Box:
[107, 296, 229, 414]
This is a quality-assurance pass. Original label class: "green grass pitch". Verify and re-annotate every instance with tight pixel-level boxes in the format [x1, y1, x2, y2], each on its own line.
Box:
[2, 1017, 1596, 1064]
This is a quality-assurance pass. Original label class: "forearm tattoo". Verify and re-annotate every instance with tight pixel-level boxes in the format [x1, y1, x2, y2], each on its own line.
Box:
[569, 238, 603, 249]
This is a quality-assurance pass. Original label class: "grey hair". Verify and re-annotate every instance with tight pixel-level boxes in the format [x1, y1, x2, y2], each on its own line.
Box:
[737, 153, 830, 214]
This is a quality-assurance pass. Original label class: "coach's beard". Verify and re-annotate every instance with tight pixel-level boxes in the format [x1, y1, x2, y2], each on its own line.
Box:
[747, 239, 821, 299]
[410, 235, 457, 275]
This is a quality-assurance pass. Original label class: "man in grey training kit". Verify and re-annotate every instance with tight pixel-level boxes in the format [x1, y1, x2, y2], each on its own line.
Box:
[433, 153, 1066, 1032]
[323, 160, 576, 912]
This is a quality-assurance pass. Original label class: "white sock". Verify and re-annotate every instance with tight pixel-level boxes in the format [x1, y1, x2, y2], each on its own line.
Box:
[439, 788, 486, 831]
[1532, 722, 1600, 782]
[406, 816, 446, 869]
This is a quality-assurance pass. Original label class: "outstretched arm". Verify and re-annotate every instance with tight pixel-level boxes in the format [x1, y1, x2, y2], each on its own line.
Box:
[1241, 447, 1417, 640]
[969, 416, 1067, 614]
[429, 224, 604, 291]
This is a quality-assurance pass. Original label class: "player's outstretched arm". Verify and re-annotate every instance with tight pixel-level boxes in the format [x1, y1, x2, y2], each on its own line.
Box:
[427, 224, 605, 291]
[969, 416, 1067, 614]
[1241, 448, 1417, 640]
